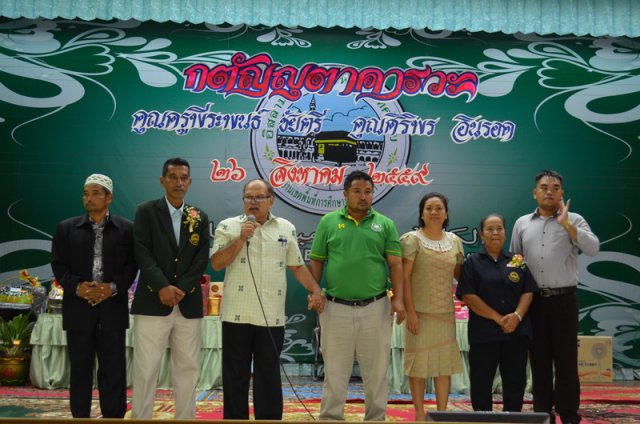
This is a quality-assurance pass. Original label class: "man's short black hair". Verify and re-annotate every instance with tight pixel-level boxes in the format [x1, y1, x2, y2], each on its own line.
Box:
[162, 157, 191, 177]
[535, 170, 563, 185]
[344, 170, 373, 190]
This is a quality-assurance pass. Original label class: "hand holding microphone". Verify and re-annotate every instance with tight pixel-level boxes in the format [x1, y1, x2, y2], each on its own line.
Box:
[242, 214, 258, 245]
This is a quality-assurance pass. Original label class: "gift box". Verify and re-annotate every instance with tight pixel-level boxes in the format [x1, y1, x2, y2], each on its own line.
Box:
[0, 283, 34, 307]
[452, 280, 468, 320]
[47, 278, 64, 314]
[454, 299, 469, 320]
[578, 336, 613, 382]
[0, 279, 35, 317]
[48, 298, 62, 314]
[208, 296, 221, 316]
[200, 275, 212, 316]
[207, 281, 223, 316]
[209, 281, 224, 297]
[128, 279, 137, 312]
[1, 269, 48, 319]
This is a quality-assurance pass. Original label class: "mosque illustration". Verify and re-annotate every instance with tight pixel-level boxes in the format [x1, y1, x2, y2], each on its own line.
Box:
[276, 95, 384, 166]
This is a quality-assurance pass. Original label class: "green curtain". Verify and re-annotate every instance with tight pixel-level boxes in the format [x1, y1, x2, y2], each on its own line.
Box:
[1, 0, 638, 37]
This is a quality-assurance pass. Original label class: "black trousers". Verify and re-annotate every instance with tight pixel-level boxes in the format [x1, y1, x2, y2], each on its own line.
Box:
[469, 336, 530, 412]
[529, 292, 581, 423]
[66, 328, 127, 418]
[222, 322, 285, 420]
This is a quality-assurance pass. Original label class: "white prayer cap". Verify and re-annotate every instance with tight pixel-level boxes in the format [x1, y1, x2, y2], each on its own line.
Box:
[84, 174, 113, 193]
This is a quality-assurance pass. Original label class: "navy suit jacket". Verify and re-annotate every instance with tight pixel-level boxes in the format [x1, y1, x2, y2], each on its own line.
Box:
[51, 214, 138, 331]
[131, 198, 210, 318]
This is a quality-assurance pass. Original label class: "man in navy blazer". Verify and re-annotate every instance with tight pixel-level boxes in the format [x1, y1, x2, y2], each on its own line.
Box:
[130, 157, 210, 419]
[51, 173, 137, 418]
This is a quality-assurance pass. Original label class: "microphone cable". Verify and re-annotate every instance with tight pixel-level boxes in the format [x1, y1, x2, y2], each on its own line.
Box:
[245, 238, 318, 420]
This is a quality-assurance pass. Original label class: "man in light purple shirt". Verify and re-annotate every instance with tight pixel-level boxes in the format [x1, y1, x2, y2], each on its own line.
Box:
[510, 170, 599, 424]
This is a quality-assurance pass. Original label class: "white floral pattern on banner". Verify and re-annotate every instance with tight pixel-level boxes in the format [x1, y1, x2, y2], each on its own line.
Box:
[257, 27, 311, 48]
[282, 313, 314, 361]
[407, 35, 640, 162]
[0, 19, 234, 144]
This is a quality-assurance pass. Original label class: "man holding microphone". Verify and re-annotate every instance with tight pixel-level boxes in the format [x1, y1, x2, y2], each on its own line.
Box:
[211, 178, 324, 420]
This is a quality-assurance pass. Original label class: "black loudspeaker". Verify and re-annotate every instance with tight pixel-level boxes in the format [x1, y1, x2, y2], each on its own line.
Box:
[426, 411, 551, 423]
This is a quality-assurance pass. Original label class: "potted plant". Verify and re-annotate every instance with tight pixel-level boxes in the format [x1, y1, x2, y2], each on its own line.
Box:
[0, 312, 34, 385]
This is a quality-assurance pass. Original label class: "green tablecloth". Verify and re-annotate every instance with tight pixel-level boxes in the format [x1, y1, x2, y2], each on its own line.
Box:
[29, 313, 222, 390]
[389, 319, 532, 395]
[30, 314, 529, 394]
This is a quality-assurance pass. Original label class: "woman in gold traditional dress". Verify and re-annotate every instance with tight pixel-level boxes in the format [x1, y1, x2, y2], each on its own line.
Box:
[401, 192, 464, 419]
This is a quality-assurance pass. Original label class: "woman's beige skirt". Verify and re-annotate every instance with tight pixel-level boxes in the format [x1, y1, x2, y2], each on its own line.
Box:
[403, 311, 462, 378]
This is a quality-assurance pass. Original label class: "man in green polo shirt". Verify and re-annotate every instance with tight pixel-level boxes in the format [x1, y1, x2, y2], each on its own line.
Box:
[310, 170, 406, 421]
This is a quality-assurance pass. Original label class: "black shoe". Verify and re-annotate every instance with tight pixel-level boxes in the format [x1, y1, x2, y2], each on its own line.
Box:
[560, 414, 582, 424]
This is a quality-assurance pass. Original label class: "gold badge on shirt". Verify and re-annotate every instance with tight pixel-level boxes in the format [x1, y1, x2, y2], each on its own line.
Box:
[508, 271, 521, 283]
[189, 233, 200, 246]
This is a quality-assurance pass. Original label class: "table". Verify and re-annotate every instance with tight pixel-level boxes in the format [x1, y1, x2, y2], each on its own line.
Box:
[388, 319, 532, 395]
[29, 313, 222, 390]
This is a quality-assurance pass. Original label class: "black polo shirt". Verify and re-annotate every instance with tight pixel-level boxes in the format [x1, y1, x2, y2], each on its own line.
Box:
[456, 250, 538, 345]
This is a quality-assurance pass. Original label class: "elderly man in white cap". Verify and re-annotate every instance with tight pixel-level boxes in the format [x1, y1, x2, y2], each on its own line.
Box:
[51, 173, 138, 418]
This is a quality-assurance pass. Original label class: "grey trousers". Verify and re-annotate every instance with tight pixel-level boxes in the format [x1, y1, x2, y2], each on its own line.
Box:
[131, 308, 202, 419]
[319, 297, 392, 421]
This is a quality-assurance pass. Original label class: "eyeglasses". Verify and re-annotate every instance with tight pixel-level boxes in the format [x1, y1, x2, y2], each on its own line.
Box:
[243, 195, 271, 203]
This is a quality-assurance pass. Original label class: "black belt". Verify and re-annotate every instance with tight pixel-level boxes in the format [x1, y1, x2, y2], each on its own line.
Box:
[326, 291, 387, 307]
[538, 286, 577, 297]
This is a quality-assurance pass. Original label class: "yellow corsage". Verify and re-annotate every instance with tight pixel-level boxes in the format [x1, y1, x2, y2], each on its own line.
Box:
[183, 206, 201, 233]
[507, 254, 526, 269]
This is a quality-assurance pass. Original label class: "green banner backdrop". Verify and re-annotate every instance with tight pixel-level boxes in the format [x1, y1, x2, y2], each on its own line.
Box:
[1, 19, 638, 371]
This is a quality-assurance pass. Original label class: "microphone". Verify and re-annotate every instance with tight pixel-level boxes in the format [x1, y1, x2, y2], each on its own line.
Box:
[246, 215, 256, 246]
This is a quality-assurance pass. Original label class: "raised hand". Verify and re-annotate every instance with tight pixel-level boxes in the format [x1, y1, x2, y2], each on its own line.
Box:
[557, 198, 571, 227]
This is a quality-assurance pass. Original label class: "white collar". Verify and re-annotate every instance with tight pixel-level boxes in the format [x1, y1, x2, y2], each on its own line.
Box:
[415, 230, 454, 252]
[165, 197, 184, 214]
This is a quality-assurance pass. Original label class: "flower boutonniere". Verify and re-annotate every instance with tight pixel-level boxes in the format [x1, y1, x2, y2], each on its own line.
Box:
[507, 254, 526, 269]
[183, 206, 201, 233]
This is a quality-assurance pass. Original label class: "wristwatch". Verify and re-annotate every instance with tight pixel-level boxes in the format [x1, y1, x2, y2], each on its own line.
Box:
[109, 282, 118, 296]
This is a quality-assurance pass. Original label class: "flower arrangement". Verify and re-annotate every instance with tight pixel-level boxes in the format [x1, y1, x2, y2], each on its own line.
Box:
[507, 254, 526, 269]
[48, 278, 63, 299]
[183, 206, 201, 233]
[19, 269, 41, 287]
[47, 278, 64, 314]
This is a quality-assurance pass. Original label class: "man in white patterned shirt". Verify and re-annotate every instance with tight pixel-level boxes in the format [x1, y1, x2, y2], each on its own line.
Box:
[210, 178, 324, 420]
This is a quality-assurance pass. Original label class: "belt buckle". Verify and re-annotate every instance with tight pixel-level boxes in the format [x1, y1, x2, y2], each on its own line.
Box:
[540, 288, 551, 297]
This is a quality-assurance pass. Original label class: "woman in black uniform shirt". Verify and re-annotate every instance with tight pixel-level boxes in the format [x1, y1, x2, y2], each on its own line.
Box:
[456, 213, 538, 412]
